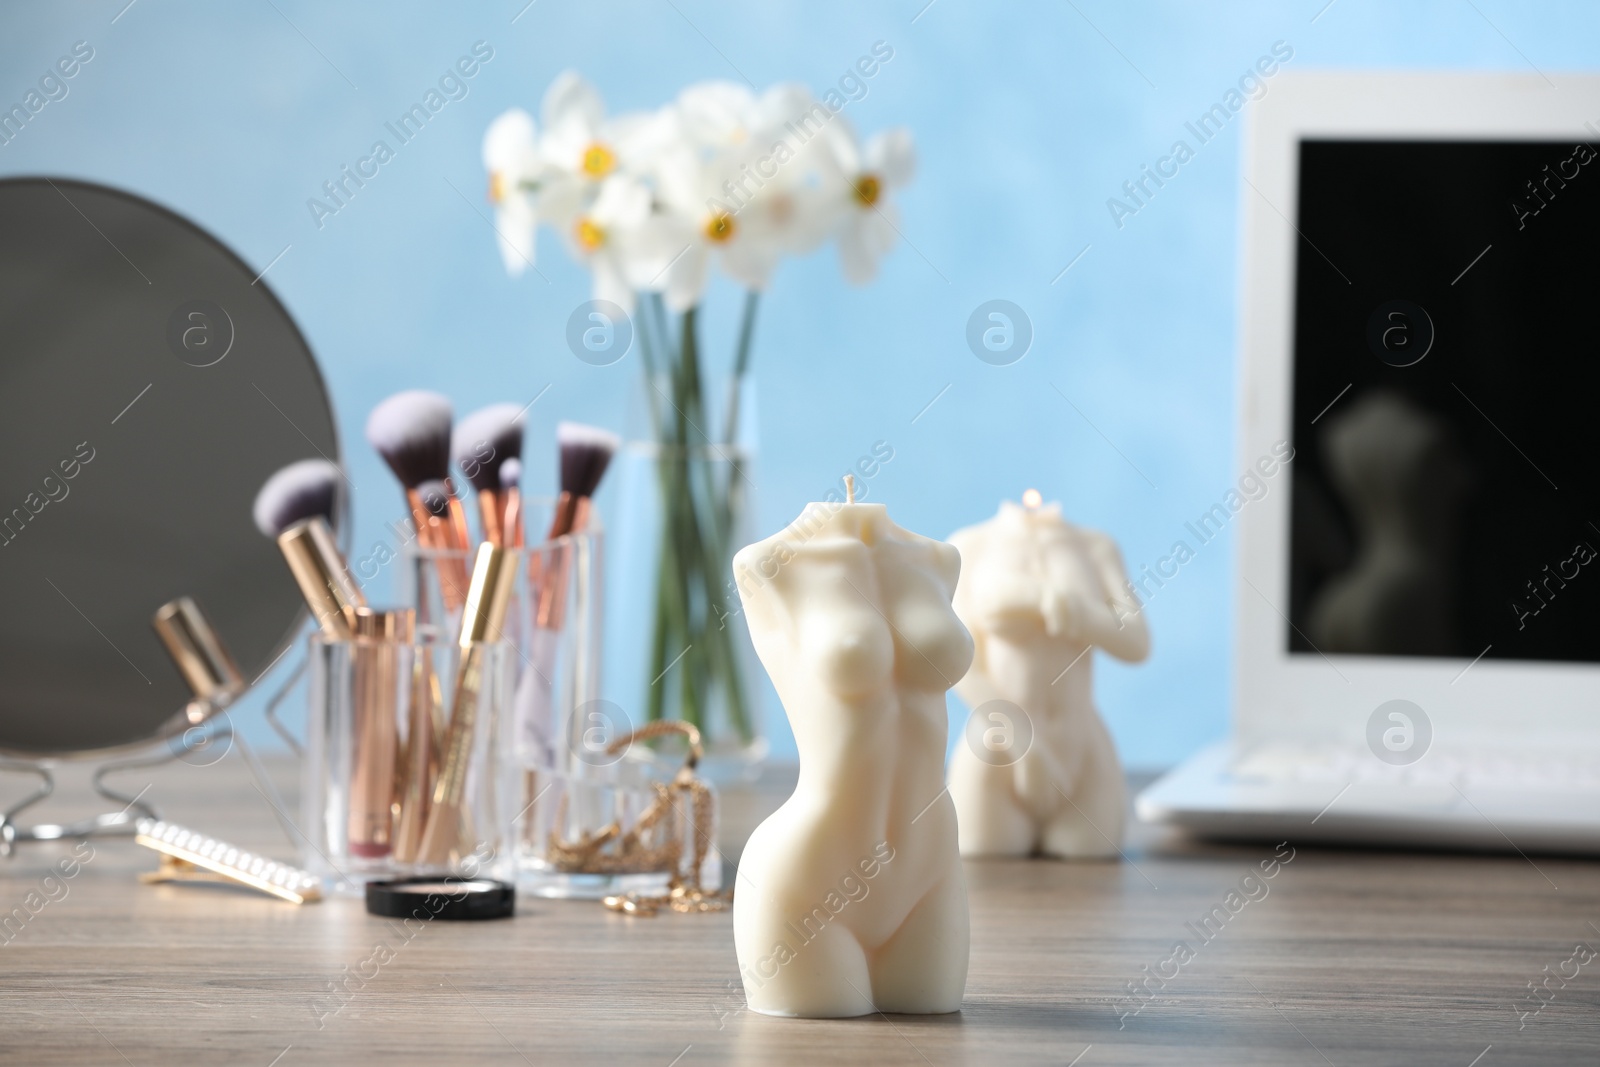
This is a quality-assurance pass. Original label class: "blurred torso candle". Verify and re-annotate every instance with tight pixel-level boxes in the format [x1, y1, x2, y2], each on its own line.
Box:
[946, 492, 1150, 858]
[731, 483, 971, 1018]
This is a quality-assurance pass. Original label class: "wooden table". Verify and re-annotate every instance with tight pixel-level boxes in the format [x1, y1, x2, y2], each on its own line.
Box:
[2, 753, 1597, 1065]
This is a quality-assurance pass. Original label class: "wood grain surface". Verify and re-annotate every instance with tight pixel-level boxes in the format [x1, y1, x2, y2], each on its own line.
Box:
[1, 752, 1596, 1065]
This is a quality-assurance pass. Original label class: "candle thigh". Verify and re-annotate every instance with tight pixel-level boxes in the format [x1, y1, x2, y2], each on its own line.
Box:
[947, 500, 1150, 859]
[732, 502, 972, 1018]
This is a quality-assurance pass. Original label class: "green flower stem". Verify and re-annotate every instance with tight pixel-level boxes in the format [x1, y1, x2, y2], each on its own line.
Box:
[681, 308, 752, 742]
[638, 295, 756, 745]
[662, 314, 704, 729]
[642, 295, 687, 726]
[718, 295, 760, 742]
[721, 290, 759, 447]
[674, 308, 714, 733]
[645, 510, 670, 726]
[634, 299, 664, 443]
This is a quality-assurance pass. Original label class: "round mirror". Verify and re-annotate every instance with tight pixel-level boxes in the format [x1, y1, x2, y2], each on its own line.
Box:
[0, 177, 339, 757]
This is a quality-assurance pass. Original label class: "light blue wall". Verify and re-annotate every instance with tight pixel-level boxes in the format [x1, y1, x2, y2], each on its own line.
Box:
[5, 1, 1597, 766]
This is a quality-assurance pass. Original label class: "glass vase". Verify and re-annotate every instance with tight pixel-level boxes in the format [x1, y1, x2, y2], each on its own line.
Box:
[607, 441, 767, 779]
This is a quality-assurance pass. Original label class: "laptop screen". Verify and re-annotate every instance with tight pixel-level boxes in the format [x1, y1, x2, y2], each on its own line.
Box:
[1287, 139, 1600, 664]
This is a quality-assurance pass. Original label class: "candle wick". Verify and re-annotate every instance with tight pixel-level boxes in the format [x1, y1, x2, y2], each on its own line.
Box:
[845, 473, 856, 504]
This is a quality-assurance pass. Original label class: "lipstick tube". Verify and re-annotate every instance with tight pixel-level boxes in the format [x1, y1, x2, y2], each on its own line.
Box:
[152, 597, 245, 709]
[346, 607, 413, 860]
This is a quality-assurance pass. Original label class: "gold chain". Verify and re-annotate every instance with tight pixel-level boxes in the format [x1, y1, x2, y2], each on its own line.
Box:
[541, 721, 731, 917]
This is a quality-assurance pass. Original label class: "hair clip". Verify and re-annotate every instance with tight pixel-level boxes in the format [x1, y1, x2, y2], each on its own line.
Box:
[135, 819, 322, 904]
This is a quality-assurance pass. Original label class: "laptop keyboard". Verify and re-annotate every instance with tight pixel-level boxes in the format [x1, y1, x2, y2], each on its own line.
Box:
[1230, 743, 1600, 791]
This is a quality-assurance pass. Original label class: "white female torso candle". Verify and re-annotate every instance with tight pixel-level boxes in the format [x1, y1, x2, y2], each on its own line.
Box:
[732, 496, 972, 1018]
[947, 495, 1150, 859]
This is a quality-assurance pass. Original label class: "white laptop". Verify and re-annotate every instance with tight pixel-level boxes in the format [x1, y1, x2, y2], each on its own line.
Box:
[1136, 71, 1600, 854]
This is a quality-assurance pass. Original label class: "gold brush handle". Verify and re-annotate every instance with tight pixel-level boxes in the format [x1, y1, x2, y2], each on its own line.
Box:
[391, 650, 433, 864]
[434, 647, 487, 807]
[414, 645, 486, 865]
[413, 542, 517, 868]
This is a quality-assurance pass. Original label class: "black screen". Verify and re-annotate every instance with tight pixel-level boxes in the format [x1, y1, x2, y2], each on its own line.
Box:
[1287, 139, 1600, 663]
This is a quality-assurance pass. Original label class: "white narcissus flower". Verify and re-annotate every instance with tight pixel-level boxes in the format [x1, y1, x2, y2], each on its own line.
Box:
[482, 108, 543, 275]
[635, 144, 751, 311]
[636, 82, 848, 309]
[480, 73, 914, 303]
[733, 83, 849, 257]
[562, 175, 669, 314]
[821, 122, 916, 284]
[537, 71, 675, 228]
[671, 82, 846, 256]
[673, 80, 757, 149]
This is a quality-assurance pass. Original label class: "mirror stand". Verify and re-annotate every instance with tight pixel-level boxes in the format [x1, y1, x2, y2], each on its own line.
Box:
[0, 653, 312, 859]
[0, 729, 218, 857]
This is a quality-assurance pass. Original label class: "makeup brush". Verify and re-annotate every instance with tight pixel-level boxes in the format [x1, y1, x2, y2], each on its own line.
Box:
[413, 478, 474, 614]
[546, 421, 620, 546]
[366, 390, 472, 610]
[252, 458, 340, 537]
[536, 422, 618, 629]
[253, 460, 364, 637]
[519, 422, 618, 771]
[499, 457, 524, 548]
[452, 403, 525, 546]
[417, 478, 452, 524]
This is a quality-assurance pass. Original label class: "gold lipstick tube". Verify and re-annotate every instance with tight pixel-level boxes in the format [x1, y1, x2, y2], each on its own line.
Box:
[152, 597, 245, 709]
[346, 606, 412, 860]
